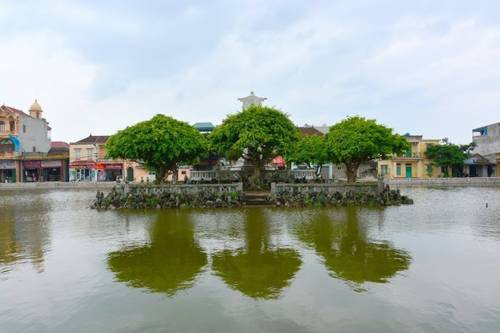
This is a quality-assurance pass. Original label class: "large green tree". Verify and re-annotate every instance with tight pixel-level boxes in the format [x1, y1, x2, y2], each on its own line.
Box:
[325, 116, 409, 183]
[425, 143, 467, 177]
[209, 105, 299, 188]
[286, 134, 328, 177]
[106, 114, 207, 183]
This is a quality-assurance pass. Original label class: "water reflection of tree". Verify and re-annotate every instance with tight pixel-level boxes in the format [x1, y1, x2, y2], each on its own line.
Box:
[108, 210, 207, 296]
[295, 207, 411, 291]
[212, 209, 301, 299]
[0, 197, 50, 273]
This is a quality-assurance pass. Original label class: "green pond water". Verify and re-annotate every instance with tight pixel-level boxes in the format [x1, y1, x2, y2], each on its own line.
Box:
[0, 188, 499, 332]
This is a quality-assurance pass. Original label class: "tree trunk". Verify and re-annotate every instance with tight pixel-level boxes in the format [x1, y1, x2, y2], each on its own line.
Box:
[345, 163, 359, 183]
[155, 166, 167, 184]
[172, 168, 178, 184]
[315, 164, 323, 178]
[249, 159, 263, 190]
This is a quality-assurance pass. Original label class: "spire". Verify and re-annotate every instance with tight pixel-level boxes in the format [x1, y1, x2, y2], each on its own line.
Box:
[29, 99, 43, 119]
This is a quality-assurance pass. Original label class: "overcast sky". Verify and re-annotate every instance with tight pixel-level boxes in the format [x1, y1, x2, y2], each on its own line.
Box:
[1, 0, 499, 143]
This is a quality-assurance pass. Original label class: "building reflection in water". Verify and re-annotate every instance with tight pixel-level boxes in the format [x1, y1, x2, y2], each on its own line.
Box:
[107, 210, 207, 296]
[211, 209, 302, 299]
[295, 207, 411, 291]
[0, 197, 51, 274]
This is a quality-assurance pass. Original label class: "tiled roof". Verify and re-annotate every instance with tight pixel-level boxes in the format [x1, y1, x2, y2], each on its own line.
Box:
[0, 105, 30, 117]
[48, 147, 69, 155]
[298, 126, 323, 136]
[193, 122, 215, 132]
[72, 135, 110, 145]
[51, 141, 69, 148]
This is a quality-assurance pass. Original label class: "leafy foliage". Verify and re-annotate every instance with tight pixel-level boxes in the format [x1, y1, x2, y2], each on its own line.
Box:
[325, 116, 409, 182]
[209, 105, 299, 188]
[106, 114, 207, 183]
[286, 134, 328, 167]
[425, 143, 467, 177]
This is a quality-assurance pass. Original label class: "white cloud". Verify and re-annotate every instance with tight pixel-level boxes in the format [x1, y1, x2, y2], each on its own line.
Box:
[363, 18, 500, 141]
[0, 30, 97, 141]
[1, 3, 499, 144]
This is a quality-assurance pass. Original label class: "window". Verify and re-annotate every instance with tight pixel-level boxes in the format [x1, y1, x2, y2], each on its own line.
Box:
[9, 121, 15, 131]
[32, 146, 36, 152]
[75, 149, 81, 160]
[396, 163, 401, 176]
[381, 165, 388, 176]
[23, 125, 26, 133]
[0, 121, 4, 131]
[86, 148, 94, 160]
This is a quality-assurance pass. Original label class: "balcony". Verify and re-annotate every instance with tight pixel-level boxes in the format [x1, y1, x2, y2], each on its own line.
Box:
[0, 151, 18, 159]
[0, 129, 17, 137]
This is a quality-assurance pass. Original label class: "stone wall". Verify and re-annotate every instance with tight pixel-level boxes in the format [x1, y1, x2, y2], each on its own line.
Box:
[271, 181, 383, 195]
[270, 181, 411, 207]
[0, 181, 117, 191]
[385, 177, 500, 187]
[93, 183, 244, 209]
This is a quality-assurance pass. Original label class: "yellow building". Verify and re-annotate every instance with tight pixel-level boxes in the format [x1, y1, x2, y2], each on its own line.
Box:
[378, 135, 447, 179]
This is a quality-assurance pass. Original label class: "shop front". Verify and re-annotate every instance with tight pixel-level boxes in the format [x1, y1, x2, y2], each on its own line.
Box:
[100, 163, 123, 181]
[0, 160, 17, 183]
[70, 161, 96, 181]
[23, 160, 41, 182]
[42, 160, 64, 181]
[70, 162, 123, 181]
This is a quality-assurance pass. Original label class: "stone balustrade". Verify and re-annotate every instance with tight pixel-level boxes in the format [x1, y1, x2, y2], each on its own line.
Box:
[385, 177, 500, 187]
[291, 169, 317, 180]
[190, 170, 217, 181]
[271, 181, 383, 195]
[120, 182, 243, 195]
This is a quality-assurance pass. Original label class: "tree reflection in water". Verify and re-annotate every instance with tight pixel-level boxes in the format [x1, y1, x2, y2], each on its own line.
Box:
[108, 210, 207, 296]
[212, 209, 301, 299]
[295, 207, 411, 291]
[0, 198, 50, 274]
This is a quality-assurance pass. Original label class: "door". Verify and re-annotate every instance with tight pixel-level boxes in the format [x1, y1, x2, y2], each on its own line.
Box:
[127, 167, 134, 181]
[405, 164, 412, 178]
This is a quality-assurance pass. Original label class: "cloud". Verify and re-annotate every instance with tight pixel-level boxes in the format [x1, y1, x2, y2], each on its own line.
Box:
[1, 2, 499, 143]
[362, 18, 500, 141]
[0, 30, 97, 141]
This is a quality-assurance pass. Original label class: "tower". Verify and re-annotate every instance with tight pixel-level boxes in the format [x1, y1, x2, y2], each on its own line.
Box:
[29, 99, 43, 119]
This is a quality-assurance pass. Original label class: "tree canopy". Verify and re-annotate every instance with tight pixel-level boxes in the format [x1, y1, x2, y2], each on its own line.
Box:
[425, 143, 467, 177]
[325, 116, 409, 182]
[106, 114, 207, 183]
[209, 105, 299, 188]
[286, 134, 328, 176]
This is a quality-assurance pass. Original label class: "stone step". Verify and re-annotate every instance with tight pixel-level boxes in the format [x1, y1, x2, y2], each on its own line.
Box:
[243, 192, 272, 206]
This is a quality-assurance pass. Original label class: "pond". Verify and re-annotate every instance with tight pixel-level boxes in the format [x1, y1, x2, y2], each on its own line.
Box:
[0, 188, 499, 332]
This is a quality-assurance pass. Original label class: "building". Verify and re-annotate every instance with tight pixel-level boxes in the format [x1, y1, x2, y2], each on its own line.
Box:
[378, 134, 446, 179]
[69, 135, 124, 181]
[123, 160, 156, 183]
[470, 122, 500, 177]
[69, 135, 160, 182]
[0, 101, 67, 182]
[193, 122, 215, 134]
